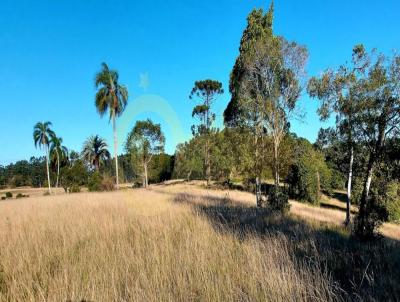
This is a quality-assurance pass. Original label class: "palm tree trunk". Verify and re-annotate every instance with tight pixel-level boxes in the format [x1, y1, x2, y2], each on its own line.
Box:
[56, 150, 60, 188]
[46, 145, 51, 194]
[112, 113, 119, 189]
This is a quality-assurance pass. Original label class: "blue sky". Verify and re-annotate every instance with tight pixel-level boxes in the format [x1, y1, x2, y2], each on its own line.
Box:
[1, 0, 399, 165]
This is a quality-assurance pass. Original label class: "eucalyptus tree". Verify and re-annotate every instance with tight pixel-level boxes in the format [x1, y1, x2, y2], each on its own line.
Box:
[94, 62, 128, 189]
[353, 51, 400, 238]
[223, 4, 307, 207]
[33, 121, 55, 193]
[81, 135, 111, 171]
[50, 135, 68, 188]
[189, 79, 223, 185]
[308, 45, 369, 225]
[125, 119, 165, 188]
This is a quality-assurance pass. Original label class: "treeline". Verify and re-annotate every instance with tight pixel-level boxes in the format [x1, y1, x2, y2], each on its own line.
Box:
[0, 152, 174, 190]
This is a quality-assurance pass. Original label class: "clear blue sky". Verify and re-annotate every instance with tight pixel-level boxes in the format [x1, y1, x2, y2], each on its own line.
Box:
[1, 0, 399, 165]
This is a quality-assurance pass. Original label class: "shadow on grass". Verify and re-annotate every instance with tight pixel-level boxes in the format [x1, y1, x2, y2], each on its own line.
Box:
[319, 202, 358, 214]
[172, 192, 400, 302]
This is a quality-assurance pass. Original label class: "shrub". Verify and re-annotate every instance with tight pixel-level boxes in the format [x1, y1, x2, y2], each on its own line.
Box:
[88, 172, 102, 192]
[1, 197, 5, 200]
[268, 186, 290, 213]
[16, 193, 24, 199]
[286, 139, 332, 204]
[70, 185, 81, 193]
[385, 181, 400, 222]
[5, 192, 12, 199]
[101, 176, 115, 191]
[43, 191, 50, 196]
[354, 192, 388, 240]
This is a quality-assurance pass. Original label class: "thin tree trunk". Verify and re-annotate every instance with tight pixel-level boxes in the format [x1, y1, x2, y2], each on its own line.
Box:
[46, 146, 51, 194]
[206, 138, 210, 186]
[144, 163, 148, 188]
[56, 150, 60, 188]
[112, 113, 119, 189]
[316, 170, 321, 202]
[273, 138, 280, 187]
[345, 145, 354, 225]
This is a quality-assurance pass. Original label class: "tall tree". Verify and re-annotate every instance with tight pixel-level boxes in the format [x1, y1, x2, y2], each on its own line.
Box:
[33, 121, 55, 194]
[125, 119, 165, 188]
[189, 79, 223, 186]
[353, 51, 400, 238]
[94, 62, 128, 189]
[50, 135, 68, 188]
[81, 135, 111, 171]
[224, 4, 307, 206]
[308, 45, 369, 225]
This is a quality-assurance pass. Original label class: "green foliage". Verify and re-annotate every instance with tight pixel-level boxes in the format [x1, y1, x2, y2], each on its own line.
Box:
[94, 63, 128, 119]
[81, 135, 110, 171]
[268, 186, 290, 213]
[125, 119, 165, 187]
[88, 172, 103, 192]
[70, 185, 81, 193]
[61, 161, 88, 193]
[287, 139, 332, 204]
[354, 192, 388, 240]
[148, 154, 174, 183]
[384, 182, 400, 222]
[5, 192, 12, 198]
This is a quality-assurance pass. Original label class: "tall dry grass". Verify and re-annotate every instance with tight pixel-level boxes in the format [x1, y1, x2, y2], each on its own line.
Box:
[0, 187, 340, 301]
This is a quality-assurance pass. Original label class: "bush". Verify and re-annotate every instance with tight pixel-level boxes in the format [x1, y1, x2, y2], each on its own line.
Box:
[1, 197, 6, 200]
[88, 173, 115, 192]
[70, 185, 81, 193]
[354, 192, 388, 240]
[88, 172, 102, 192]
[101, 176, 115, 191]
[286, 139, 333, 204]
[385, 181, 400, 222]
[5, 192, 12, 199]
[16, 193, 28, 199]
[268, 186, 290, 213]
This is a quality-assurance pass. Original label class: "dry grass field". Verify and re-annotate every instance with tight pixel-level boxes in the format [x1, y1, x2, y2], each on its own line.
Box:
[0, 182, 399, 301]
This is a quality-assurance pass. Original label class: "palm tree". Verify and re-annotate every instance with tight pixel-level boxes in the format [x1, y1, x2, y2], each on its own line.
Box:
[33, 121, 55, 193]
[50, 135, 68, 188]
[94, 63, 128, 189]
[82, 135, 111, 171]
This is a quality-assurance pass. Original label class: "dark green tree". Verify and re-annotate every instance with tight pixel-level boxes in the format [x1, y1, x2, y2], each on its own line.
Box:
[189, 79, 223, 186]
[223, 4, 307, 208]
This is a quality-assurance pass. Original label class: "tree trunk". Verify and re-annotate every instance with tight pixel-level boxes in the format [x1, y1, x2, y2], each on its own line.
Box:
[273, 138, 280, 187]
[56, 150, 60, 188]
[112, 113, 119, 189]
[46, 146, 51, 194]
[144, 163, 148, 188]
[206, 138, 211, 186]
[316, 170, 321, 202]
[345, 145, 354, 225]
